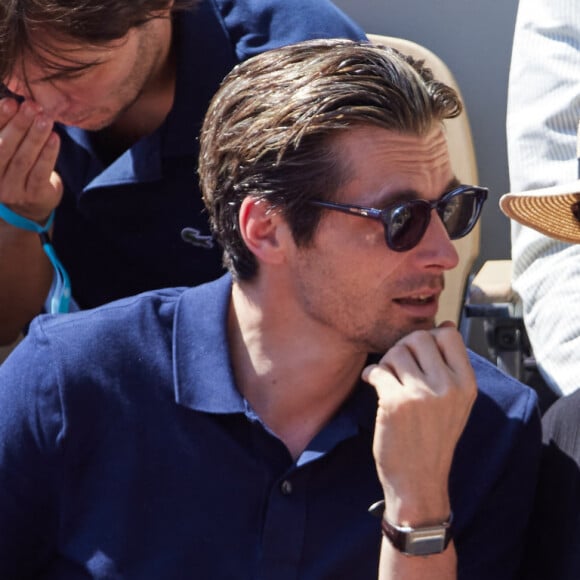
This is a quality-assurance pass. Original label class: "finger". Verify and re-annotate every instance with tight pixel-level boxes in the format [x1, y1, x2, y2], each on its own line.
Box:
[16, 133, 62, 222]
[0, 101, 46, 195]
[421, 327, 478, 414]
[0, 100, 31, 183]
[361, 362, 401, 394]
[378, 329, 474, 403]
[0, 101, 40, 162]
[363, 332, 439, 393]
[26, 131, 60, 192]
[428, 325, 474, 378]
[363, 344, 439, 407]
[4, 112, 55, 192]
[0, 97, 19, 129]
[383, 342, 431, 388]
[388, 329, 446, 378]
[394, 327, 467, 376]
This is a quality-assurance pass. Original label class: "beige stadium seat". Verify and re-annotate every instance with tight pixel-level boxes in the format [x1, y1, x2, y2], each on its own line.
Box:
[368, 34, 480, 326]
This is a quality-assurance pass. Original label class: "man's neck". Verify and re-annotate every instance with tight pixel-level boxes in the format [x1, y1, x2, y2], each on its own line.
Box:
[229, 283, 366, 460]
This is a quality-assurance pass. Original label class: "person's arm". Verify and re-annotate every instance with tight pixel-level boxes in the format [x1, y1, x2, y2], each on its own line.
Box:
[215, 0, 366, 63]
[0, 223, 54, 344]
[0, 97, 62, 344]
[363, 323, 477, 579]
[507, 0, 580, 396]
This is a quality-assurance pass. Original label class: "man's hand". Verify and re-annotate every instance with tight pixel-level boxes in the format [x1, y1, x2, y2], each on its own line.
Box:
[362, 321, 477, 526]
[0, 97, 62, 223]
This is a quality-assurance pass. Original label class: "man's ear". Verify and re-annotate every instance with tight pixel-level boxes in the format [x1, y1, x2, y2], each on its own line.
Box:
[238, 196, 287, 265]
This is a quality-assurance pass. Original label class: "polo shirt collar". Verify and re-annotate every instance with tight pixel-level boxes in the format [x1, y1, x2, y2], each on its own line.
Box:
[172, 274, 378, 435]
[173, 274, 244, 413]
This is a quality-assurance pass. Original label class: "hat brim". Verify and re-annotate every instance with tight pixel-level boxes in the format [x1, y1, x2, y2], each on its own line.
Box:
[500, 180, 580, 243]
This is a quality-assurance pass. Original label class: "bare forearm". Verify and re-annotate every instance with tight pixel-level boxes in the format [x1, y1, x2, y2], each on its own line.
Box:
[378, 498, 456, 580]
[0, 223, 52, 344]
[365, 325, 476, 580]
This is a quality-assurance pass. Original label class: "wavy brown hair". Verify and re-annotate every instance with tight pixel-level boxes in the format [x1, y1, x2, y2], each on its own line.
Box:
[0, 0, 198, 82]
[199, 38, 463, 280]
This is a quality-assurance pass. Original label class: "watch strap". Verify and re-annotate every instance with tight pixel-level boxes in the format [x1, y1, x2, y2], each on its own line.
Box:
[0, 204, 71, 313]
[381, 514, 453, 556]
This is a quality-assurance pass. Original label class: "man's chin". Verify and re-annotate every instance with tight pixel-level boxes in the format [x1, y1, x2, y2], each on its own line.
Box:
[412, 317, 437, 330]
[57, 113, 115, 131]
[372, 318, 436, 352]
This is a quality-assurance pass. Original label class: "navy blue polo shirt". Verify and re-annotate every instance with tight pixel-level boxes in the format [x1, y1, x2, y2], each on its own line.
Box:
[51, 0, 366, 309]
[0, 275, 541, 579]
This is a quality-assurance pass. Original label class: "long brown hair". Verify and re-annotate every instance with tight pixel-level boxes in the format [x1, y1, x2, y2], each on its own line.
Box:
[0, 0, 198, 82]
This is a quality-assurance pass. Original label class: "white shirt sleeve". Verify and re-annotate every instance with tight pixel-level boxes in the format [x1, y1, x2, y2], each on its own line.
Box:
[507, 0, 580, 396]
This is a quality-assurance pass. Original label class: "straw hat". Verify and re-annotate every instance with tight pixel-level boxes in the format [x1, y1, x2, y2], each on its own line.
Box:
[500, 180, 580, 243]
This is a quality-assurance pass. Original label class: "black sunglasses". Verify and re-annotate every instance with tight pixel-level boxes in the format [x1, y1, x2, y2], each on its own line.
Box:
[309, 184, 488, 252]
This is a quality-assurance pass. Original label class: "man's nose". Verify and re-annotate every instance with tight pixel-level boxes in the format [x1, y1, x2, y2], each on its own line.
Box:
[417, 210, 460, 271]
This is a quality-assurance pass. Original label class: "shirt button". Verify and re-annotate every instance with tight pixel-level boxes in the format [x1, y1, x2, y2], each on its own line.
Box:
[280, 480, 293, 495]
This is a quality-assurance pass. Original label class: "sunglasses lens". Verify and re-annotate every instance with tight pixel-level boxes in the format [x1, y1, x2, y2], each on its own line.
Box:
[386, 203, 431, 251]
[384, 188, 485, 251]
[440, 190, 480, 238]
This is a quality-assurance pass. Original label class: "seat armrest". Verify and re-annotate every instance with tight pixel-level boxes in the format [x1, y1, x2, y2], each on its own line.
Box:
[467, 260, 515, 305]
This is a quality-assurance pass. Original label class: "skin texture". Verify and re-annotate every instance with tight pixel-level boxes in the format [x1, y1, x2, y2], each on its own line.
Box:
[230, 124, 477, 579]
[0, 10, 174, 343]
[285, 126, 459, 354]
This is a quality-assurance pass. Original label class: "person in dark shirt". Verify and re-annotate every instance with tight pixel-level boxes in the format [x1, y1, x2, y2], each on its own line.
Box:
[0, 39, 540, 579]
[0, 0, 365, 345]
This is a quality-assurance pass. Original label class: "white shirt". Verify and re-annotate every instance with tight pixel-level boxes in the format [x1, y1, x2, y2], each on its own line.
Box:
[507, 0, 580, 395]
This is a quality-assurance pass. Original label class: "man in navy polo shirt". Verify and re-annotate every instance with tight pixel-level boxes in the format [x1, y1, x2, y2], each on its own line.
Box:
[0, 40, 540, 578]
[0, 0, 365, 345]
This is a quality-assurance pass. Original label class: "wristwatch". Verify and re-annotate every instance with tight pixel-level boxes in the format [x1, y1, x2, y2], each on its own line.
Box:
[368, 500, 453, 556]
[381, 515, 453, 556]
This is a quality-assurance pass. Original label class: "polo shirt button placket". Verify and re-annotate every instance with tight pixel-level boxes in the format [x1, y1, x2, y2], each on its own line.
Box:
[280, 479, 293, 496]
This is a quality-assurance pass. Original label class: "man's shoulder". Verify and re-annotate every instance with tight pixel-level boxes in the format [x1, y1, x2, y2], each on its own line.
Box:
[31, 276, 229, 347]
[35, 286, 188, 338]
[208, 0, 366, 59]
[468, 348, 539, 421]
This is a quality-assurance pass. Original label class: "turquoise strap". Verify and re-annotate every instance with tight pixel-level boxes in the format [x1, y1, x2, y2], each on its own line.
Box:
[0, 203, 71, 313]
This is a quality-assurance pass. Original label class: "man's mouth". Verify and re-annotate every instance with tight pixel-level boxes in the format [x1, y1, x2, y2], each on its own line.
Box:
[394, 293, 437, 306]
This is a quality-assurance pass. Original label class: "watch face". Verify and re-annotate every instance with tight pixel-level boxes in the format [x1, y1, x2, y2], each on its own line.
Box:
[404, 528, 447, 556]
[381, 517, 452, 556]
